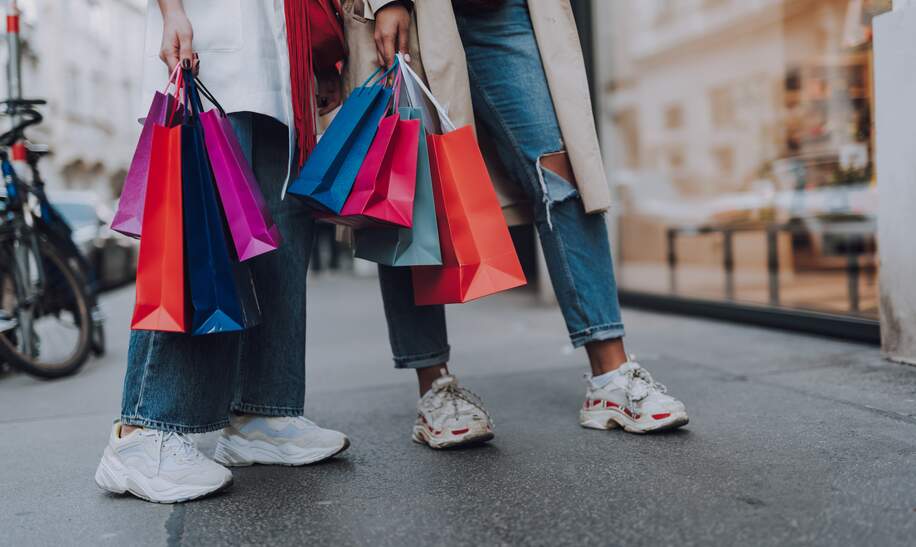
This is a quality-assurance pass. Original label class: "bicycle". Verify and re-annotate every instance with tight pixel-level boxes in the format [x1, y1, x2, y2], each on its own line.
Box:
[0, 99, 101, 378]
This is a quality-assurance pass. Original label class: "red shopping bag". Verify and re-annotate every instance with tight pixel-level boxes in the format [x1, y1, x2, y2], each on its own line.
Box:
[130, 122, 186, 332]
[412, 126, 527, 304]
[330, 111, 420, 228]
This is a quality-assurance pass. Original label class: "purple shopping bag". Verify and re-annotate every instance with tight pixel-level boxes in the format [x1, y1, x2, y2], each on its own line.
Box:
[112, 65, 183, 238]
[196, 78, 281, 261]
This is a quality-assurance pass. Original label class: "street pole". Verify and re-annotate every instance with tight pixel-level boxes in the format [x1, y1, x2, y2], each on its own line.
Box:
[6, 0, 25, 163]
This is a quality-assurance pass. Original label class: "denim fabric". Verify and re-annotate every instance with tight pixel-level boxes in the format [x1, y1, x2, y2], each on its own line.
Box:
[377, 0, 624, 368]
[120, 113, 315, 433]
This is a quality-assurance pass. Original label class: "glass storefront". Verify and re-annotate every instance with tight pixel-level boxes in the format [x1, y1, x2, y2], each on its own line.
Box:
[592, 0, 890, 320]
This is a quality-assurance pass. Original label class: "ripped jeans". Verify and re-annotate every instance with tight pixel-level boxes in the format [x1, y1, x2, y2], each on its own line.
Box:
[376, 0, 625, 369]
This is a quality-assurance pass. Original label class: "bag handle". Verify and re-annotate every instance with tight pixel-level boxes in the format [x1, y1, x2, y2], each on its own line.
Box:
[161, 62, 183, 95]
[165, 67, 187, 127]
[396, 53, 455, 132]
[193, 76, 227, 118]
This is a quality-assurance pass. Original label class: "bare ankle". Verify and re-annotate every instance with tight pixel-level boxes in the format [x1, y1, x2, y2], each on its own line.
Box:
[586, 338, 629, 376]
[416, 364, 449, 396]
[120, 424, 141, 438]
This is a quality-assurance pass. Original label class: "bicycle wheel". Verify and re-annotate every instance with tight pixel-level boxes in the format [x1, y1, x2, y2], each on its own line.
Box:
[0, 231, 92, 378]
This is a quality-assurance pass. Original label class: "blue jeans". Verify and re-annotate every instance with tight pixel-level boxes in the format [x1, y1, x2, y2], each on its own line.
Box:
[120, 113, 315, 433]
[378, 0, 625, 369]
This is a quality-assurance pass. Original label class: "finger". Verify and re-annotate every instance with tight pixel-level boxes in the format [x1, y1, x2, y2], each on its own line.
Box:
[161, 48, 179, 73]
[178, 32, 194, 69]
[374, 34, 385, 68]
[192, 53, 200, 76]
[397, 25, 409, 60]
[383, 34, 396, 68]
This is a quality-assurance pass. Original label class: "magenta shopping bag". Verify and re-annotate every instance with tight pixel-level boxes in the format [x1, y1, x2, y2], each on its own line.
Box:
[196, 79, 281, 261]
[112, 65, 183, 238]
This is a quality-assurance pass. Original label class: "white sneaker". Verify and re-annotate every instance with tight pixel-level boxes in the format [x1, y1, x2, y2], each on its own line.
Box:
[213, 415, 349, 467]
[412, 375, 494, 449]
[579, 358, 689, 434]
[94, 422, 233, 504]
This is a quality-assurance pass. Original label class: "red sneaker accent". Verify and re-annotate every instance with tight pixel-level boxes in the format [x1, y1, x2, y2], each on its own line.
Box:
[651, 413, 671, 420]
[451, 428, 470, 435]
[604, 401, 619, 409]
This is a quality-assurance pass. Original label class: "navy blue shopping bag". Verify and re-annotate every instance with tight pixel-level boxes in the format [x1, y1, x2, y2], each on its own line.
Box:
[182, 73, 261, 335]
[286, 62, 397, 213]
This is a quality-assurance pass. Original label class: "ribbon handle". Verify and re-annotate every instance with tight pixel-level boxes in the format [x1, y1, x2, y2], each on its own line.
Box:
[396, 53, 456, 133]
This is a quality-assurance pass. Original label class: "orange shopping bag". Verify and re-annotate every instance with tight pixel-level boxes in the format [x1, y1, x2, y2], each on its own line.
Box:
[399, 56, 526, 304]
[131, 121, 186, 332]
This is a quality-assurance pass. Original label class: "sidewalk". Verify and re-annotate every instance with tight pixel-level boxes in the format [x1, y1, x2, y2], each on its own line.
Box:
[1, 275, 914, 546]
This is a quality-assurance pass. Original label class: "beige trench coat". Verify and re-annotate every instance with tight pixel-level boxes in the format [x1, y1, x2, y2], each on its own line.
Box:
[341, 0, 611, 225]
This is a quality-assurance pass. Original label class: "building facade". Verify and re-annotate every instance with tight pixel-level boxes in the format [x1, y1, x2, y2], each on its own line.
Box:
[2, 0, 145, 200]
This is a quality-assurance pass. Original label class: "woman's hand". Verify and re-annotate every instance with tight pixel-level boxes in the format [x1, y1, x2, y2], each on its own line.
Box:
[157, 0, 199, 74]
[316, 72, 343, 116]
[374, 3, 411, 68]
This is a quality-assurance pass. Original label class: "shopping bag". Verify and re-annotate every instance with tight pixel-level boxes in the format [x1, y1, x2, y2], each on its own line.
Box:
[353, 106, 441, 266]
[397, 56, 526, 304]
[113, 64, 183, 238]
[196, 79, 281, 261]
[286, 63, 396, 213]
[183, 74, 261, 335]
[130, 123, 186, 332]
[333, 103, 420, 227]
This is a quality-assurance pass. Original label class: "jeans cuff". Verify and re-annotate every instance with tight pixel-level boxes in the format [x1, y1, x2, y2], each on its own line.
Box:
[569, 323, 626, 348]
[393, 345, 451, 369]
[120, 415, 230, 434]
[231, 402, 304, 417]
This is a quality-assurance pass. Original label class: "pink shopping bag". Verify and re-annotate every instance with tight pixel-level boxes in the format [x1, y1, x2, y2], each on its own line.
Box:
[196, 79, 281, 261]
[112, 65, 183, 238]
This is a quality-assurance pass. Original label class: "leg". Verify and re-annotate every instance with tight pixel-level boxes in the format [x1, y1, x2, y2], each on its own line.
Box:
[456, 1, 688, 432]
[456, 1, 626, 369]
[214, 113, 349, 467]
[377, 264, 450, 395]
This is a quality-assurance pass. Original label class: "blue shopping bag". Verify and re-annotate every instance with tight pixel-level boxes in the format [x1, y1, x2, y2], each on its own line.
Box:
[354, 106, 441, 266]
[182, 73, 261, 335]
[286, 63, 397, 213]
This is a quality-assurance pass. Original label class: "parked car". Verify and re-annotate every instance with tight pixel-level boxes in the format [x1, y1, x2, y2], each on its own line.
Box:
[47, 191, 138, 290]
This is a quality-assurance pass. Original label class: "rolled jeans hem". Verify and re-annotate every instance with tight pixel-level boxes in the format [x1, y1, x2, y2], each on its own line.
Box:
[393, 346, 451, 369]
[120, 415, 230, 435]
[232, 403, 304, 417]
[570, 324, 626, 349]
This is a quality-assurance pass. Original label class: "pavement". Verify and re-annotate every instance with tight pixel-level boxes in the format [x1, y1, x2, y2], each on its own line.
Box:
[1, 274, 915, 547]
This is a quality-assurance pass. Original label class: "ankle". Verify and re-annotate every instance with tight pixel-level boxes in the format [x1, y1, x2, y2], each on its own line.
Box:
[120, 424, 141, 438]
[586, 338, 629, 376]
[416, 364, 449, 396]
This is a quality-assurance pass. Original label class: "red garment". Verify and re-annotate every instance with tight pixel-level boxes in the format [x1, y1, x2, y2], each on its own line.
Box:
[284, 0, 347, 169]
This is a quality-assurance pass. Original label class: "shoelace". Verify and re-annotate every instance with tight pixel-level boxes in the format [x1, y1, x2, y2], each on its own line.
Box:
[435, 382, 492, 425]
[623, 364, 668, 417]
[155, 431, 200, 474]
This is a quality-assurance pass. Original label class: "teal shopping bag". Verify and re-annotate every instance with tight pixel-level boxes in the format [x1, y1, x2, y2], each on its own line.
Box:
[286, 63, 396, 213]
[353, 107, 441, 266]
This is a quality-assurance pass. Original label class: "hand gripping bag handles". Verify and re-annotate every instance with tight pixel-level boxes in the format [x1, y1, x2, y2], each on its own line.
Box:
[130, 67, 187, 332]
[286, 61, 396, 213]
[182, 74, 261, 334]
[196, 78, 281, 261]
[113, 64, 184, 238]
[353, 104, 442, 266]
[398, 55, 527, 304]
[336, 71, 421, 228]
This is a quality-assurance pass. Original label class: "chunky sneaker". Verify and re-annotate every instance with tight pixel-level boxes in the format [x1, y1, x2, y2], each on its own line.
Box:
[95, 422, 233, 504]
[412, 375, 494, 449]
[213, 415, 349, 467]
[579, 358, 689, 434]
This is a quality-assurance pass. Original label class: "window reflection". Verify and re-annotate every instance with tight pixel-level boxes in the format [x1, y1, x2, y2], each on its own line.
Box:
[600, 0, 888, 318]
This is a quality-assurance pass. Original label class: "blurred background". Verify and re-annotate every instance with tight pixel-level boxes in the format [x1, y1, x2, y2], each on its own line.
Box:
[0, 0, 887, 338]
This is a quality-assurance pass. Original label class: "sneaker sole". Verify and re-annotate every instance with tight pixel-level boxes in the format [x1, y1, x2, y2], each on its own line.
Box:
[579, 409, 689, 434]
[213, 436, 350, 467]
[94, 448, 233, 504]
[411, 423, 494, 449]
